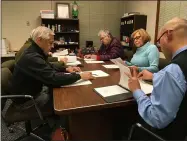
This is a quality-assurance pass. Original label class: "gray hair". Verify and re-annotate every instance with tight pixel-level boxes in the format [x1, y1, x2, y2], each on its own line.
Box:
[98, 30, 111, 37]
[31, 26, 55, 42]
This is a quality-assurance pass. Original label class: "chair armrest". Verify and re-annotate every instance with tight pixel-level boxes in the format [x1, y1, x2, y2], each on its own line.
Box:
[128, 123, 166, 141]
[1, 95, 43, 120]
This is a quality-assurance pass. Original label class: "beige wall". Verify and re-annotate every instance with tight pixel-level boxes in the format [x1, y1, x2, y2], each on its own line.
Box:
[124, 1, 157, 43]
[158, 1, 187, 32]
[2, 1, 125, 51]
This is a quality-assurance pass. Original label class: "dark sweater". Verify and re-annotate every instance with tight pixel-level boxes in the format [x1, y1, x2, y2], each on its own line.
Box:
[10, 41, 81, 104]
[97, 37, 125, 61]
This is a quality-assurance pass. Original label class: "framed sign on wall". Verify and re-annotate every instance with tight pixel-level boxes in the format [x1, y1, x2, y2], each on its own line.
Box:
[56, 3, 70, 19]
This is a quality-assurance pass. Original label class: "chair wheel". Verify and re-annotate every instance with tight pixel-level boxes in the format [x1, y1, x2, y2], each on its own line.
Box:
[8, 127, 14, 133]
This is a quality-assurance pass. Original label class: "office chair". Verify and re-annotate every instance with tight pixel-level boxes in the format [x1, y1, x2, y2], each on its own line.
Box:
[128, 123, 166, 141]
[1, 66, 54, 141]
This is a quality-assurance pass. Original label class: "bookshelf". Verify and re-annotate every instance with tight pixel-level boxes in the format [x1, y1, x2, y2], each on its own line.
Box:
[41, 18, 79, 53]
[120, 15, 147, 50]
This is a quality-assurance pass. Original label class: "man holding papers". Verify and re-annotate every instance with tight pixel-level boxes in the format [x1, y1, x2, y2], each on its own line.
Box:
[84, 30, 125, 61]
[10, 26, 94, 111]
[126, 18, 187, 140]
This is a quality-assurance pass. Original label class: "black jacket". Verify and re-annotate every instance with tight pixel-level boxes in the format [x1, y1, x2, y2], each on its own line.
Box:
[10, 41, 81, 104]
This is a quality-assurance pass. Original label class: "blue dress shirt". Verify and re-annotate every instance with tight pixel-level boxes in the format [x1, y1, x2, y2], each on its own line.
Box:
[125, 42, 159, 73]
[133, 46, 187, 129]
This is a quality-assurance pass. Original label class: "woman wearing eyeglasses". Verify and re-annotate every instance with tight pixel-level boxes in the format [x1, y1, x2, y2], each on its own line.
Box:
[125, 28, 159, 73]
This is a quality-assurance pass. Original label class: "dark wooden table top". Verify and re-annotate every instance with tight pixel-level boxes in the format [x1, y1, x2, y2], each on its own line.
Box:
[53, 60, 135, 115]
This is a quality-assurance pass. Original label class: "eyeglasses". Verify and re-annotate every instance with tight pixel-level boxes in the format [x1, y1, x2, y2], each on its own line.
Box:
[156, 31, 168, 47]
[133, 36, 141, 41]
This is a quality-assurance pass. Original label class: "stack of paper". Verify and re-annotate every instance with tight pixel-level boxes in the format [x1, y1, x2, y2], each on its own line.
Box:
[102, 64, 119, 69]
[53, 49, 68, 56]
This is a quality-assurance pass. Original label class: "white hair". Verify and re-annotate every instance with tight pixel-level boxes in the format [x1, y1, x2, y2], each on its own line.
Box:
[31, 26, 55, 42]
[98, 30, 111, 37]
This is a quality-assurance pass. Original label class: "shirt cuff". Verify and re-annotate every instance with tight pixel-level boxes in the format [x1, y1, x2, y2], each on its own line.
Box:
[133, 89, 145, 100]
[96, 55, 100, 61]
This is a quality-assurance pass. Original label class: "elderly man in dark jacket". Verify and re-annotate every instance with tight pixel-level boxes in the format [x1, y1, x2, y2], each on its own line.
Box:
[85, 30, 125, 61]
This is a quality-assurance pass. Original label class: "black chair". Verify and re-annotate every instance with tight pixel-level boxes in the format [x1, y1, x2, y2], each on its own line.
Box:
[128, 123, 166, 141]
[1, 66, 54, 141]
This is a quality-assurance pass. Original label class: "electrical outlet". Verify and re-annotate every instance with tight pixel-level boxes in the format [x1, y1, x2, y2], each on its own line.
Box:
[26, 21, 30, 26]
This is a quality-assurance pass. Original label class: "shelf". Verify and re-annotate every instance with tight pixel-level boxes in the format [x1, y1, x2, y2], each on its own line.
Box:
[55, 32, 79, 34]
[41, 18, 79, 21]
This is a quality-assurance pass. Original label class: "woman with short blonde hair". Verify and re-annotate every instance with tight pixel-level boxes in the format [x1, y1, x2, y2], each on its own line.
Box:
[125, 28, 159, 73]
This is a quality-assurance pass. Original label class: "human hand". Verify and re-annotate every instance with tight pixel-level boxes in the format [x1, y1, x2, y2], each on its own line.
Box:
[80, 72, 95, 80]
[60, 57, 68, 64]
[137, 70, 153, 81]
[128, 66, 138, 77]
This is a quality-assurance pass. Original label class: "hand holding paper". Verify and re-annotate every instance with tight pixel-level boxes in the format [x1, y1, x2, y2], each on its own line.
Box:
[137, 70, 153, 81]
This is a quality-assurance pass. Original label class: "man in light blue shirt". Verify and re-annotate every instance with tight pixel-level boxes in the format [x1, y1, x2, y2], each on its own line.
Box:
[126, 17, 187, 140]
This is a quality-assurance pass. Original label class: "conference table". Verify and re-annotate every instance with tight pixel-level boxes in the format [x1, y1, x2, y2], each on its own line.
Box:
[53, 59, 139, 140]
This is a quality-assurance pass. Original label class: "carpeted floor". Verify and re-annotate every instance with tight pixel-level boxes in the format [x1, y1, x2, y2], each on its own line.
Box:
[1, 100, 53, 141]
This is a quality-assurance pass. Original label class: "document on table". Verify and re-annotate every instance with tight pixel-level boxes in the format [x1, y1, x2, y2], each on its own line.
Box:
[85, 60, 104, 64]
[61, 79, 92, 87]
[116, 61, 153, 94]
[94, 85, 132, 103]
[85, 70, 109, 77]
[66, 61, 81, 66]
[52, 49, 68, 56]
[102, 64, 119, 69]
[84, 58, 96, 61]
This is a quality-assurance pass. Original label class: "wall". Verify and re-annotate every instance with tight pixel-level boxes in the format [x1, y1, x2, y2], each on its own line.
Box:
[158, 1, 187, 32]
[2, 1, 125, 51]
[124, 1, 157, 43]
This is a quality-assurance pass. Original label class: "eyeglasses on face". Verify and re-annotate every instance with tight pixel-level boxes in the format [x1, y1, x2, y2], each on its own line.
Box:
[133, 36, 141, 41]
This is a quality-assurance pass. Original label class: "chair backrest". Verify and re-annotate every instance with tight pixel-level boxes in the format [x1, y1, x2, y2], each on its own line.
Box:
[1, 67, 13, 110]
[1, 60, 15, 73]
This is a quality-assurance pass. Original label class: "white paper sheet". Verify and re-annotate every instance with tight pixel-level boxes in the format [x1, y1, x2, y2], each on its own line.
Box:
[61, 79, 92, 87]
[94, 85, 129, 97]
[102, 64, 119, 69]
[116, 61, 153, 94]
[84, 58, 96, 61]
[85, 70, 109, 77]
[110, 58, 125, 65]
[53, 49, 68, 56]
[66, 61, 81, 66]
[85, 61, 104, 64]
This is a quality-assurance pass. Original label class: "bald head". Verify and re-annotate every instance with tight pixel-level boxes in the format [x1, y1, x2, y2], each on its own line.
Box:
[160, 17, 187, 38]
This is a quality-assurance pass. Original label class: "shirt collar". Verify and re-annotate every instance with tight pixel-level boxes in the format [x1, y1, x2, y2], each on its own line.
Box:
[137, 42, 150, 51]
[172, 46, 187, 59]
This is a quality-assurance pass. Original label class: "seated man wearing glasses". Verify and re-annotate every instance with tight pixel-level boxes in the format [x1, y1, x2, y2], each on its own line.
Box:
[127, 17, 187, 140]
[84, 30, 125, 61]
[125, 28, 159, 73]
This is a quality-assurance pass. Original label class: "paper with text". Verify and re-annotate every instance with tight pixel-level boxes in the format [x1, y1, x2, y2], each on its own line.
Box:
[85, 70, 109, 77]
[116, 61, 153, 94]
[61, 79, 92, 87]
[103, 64, 119, 69]
[85, 60, 104, 64]
[94, 85, 129, 97]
